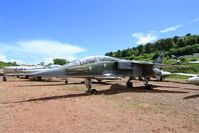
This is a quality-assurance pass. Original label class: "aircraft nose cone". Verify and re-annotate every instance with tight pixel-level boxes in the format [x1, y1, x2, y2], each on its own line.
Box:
[31, 68, 66, 78]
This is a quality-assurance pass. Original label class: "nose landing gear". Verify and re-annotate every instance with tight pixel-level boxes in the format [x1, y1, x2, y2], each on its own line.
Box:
[85, 77, 97, 95]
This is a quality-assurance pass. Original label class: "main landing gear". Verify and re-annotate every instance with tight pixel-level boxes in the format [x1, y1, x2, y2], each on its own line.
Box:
[85, 77, 97, 95]
[97, 79, 102, 84]
[125, 76, 153, 90]
[25, 75, 30, 79]
[37, 77, 42, 81]
[126, 76, 133, 88]
[3, 76, 7, 82]
[65, 79, 68, 84]
[143, 77, 153, 90]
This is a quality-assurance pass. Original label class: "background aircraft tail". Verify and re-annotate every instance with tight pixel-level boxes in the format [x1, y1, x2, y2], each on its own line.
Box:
[155, 54, 163, 64]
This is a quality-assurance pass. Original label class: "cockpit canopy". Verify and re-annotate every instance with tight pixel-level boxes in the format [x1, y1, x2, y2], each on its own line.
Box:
[44, 64, 61, 69]
[64, 56, 119, 68]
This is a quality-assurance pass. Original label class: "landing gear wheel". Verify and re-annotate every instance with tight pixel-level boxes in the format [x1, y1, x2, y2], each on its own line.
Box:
[91, 89, 97, 95]
[88, 89, 97, 95]
[138, 77, 143, 81]
[65, 80, 68, 84]
[97, 80, 102, 84]
[25, 75, 30, 79]
[3, 76, 7, 82]
[37, 77, 42, 81]
[126, 82, 133, 88]
[145, 84, 153, 90]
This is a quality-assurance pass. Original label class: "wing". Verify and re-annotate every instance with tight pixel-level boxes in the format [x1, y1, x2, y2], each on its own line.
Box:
[174, 73, 196, 77]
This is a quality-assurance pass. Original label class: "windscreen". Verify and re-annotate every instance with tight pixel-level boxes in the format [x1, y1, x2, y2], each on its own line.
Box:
[64, 56, 119, 68]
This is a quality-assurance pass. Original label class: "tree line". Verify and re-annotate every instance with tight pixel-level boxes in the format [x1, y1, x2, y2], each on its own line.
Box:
[105, 33, 199, 60]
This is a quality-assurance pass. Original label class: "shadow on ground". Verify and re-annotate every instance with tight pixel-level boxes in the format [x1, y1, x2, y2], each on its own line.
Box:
[10, 84, 188, 104]
[183, 94, 199, 100]
[17, 81, 113, 87]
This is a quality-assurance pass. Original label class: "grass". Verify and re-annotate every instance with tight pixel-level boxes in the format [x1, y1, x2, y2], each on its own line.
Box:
[163, 64, 199, 74]
[0, 61, 18, 68]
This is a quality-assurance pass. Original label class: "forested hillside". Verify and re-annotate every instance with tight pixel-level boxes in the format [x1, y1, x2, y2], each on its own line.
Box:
[105, 33, 199, 62]
[0, 61, 18, 68]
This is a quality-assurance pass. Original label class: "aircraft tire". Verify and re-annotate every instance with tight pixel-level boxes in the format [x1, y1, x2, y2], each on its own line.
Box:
[126, 82, 133, 88]
[3, 76, 7, 82]
[97, 80, 102, 84]
[144, 84, 153, 90]
[37, 77, 42, 81]
[65, 80, 68, 84]
[90, 89, 97, 95]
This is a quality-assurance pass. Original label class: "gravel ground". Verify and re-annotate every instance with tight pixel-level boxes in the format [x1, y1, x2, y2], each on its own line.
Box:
[0, 77, 199, 133]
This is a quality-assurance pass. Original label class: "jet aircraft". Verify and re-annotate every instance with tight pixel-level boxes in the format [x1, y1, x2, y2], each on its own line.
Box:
[30, 56, 164, 94]
[2, 65, 60, 81]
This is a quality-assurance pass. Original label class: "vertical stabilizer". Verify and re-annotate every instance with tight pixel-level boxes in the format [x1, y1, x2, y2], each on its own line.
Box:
[156, 54, 163, 64]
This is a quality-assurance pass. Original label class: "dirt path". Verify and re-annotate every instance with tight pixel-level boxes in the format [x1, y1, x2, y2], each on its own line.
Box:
[0, 77, 199, 133]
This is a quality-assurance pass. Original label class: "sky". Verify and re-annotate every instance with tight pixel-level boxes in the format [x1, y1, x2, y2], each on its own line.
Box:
[0, 0, 199, 64]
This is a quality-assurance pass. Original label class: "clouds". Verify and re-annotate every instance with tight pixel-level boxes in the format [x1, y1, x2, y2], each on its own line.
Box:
[132, 24, 183, 45]
[0, 40, 86, 64]
[188, 17, 199, 24]
[192, 17, 199, 22]
[0, 54, 24, 64]
[132, 17, 199, 45]
[160, 24, 182, 33]
[132, 33, 157, 45]
[0, 55, 7, 62]
[17, 40, 86, 57]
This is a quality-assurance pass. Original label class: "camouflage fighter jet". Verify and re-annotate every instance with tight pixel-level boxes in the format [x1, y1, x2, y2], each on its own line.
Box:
[30, 56, 164, 94]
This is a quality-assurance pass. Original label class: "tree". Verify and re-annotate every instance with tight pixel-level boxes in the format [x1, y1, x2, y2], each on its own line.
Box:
[12, 61, 17, 66]
[40, 62, 45, 66]
[144, 43, 153, 53]
[105, 51, 113, 56]
[176, 38, 185, 47]
[53, 58, 68, 65]
[186, 33, 191, 36]
[180, 57, 187, 63]
[137, 45, 144, 55]
[173, 36, 179, 44]
[104, 33, 199, 62]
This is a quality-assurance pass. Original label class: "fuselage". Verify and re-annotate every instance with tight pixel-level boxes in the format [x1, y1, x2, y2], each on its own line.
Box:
[32, 59, 155, 79]
[66, 61, 154, 77]
[3, 66, 45, 74]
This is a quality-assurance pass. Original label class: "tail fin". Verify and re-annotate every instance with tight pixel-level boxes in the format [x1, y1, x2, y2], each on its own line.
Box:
[156, 53, 163, 64]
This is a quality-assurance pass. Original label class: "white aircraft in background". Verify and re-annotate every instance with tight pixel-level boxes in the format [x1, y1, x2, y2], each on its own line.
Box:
[20, 64, 61, 74]
[2, 65, 60, 81]
[3, 65, 44, 74]
[175, 73, 199, 85]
